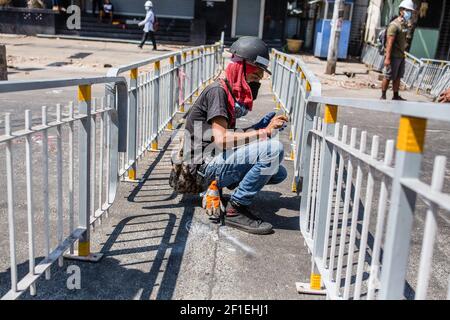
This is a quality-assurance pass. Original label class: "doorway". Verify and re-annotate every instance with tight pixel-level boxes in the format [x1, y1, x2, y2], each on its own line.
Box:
[232, 0, 266, 38]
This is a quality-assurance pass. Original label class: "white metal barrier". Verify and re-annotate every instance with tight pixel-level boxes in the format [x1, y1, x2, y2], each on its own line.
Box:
[0, 77, 127, 299]
[415, 59, 450, 95]
[0, 44, 223, 300]
[361, 43, 384, 72]
[430, 64, 450, 99]
[107, 43, 222, 181]
[403, 52, 422, 89]
[272, 51, 450, 300]
[270, 49, 321, 192]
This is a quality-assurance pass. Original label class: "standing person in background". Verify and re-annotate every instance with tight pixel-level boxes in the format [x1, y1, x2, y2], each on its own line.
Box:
[99, 0, 114, 24]
[380, 0, 415, 101]
[138, 1, 157, 50]
[92, 0, 102, 17]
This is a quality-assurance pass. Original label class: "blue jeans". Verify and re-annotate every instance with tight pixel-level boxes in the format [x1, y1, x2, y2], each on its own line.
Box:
[204, 139, 287, 206]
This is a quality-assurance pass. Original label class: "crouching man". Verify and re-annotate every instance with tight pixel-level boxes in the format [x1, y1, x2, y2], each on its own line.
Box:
[184, 37, 288, 235]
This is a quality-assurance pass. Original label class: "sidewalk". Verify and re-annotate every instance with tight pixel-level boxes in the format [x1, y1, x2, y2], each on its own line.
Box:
[17, 79, 318, 300]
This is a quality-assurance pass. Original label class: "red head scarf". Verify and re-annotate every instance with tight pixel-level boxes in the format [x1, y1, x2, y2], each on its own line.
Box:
[220, 58, 259, 127]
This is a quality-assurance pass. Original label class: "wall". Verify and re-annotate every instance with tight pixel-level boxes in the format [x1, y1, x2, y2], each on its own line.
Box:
[0, 7, 59, 35]
[364, 0, 383, 43]
[348, 0, 369, 56]
[85, 0, 195, 18]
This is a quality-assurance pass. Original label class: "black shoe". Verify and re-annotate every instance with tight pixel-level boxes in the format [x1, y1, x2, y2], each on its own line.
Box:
[380, 95, 386, 100]
[224, 200, 273, 235]
[392, 95, 407, 101]
[138, 45, 143, 49]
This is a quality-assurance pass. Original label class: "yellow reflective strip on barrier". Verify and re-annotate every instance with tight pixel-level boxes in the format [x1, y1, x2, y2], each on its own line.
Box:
[291, 181, 297, 193]
[130, 68, 138, 80]
[324, 104, 338, 124]
[78, 85, 91, 102]
[396, 116, 427, 153]
[169, 56, 175, 65]
[306, 81, 311, 92]
[301, 72, 306, 79]
[290, 150, 295, 160]
[310, 273, 321, 290]
[182, 52, 187, 59]
[151, 140, 158, 150]
[154, 61, 160, 71]
[180, 104, 185, 112]
[167, 120, 173, 130]
[78, 241, 90, 257]
[128, 168, 136, 180]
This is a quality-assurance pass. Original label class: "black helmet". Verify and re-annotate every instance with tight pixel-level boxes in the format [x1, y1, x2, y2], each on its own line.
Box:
[229, 36, 271, 75]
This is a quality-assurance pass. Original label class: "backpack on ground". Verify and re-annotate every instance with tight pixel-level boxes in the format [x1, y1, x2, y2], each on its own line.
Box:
[169, 136, 207, 194]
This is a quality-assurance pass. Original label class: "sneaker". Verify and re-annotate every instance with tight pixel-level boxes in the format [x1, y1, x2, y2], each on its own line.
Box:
[224, 200, 273, 235]
[392, 95, 407, 101]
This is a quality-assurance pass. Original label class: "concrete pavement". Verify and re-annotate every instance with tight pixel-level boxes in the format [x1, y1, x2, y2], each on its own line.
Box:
[1, 37, 448, 299]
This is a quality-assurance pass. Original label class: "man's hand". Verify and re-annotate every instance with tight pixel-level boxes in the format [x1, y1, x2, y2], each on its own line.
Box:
[438, 88, 450, 103]
[266, 115, 288, 136]
[252, 112, 276, 130]
[384, 56, 391, 66]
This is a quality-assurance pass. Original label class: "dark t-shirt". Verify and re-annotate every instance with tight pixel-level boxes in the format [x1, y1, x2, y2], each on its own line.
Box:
[184, 81, 230, 166]
[387, 19, 407, 59]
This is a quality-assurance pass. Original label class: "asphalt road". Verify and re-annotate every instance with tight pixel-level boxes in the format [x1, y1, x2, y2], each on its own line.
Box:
[0, 36, 448, 300]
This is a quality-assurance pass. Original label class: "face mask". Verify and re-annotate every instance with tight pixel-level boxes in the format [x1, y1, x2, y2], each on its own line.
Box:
[403, 11, 412, 21]
[234, 102, 249, 119]
[248, 82, 261, 100]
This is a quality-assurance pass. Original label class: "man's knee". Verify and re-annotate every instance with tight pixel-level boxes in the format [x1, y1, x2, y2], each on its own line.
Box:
[269, 165, 288, 185]
[258, 139, 284, 160]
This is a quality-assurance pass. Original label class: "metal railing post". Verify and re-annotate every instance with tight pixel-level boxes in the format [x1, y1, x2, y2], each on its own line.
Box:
[175, 53, 182, 112]
[190, 50, 195, 103]
[151, 61, 160, 151]
[299, 101, 319, 230]
[311, 104, 338, 285]
[180, 51, 187, 112]
[77, 84, 92, 258]
[127, 68, 138, 180]
[64, 84, 103, 263]
[379, 116, 427, 299]
[168, 56, 175, 130]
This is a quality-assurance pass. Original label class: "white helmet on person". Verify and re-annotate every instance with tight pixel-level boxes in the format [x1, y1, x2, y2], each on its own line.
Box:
[399, 0, 415, 11]
[145, 1, 153, 9]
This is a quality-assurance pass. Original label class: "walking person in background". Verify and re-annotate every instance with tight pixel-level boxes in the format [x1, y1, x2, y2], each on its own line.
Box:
[138, 1, 157, 50]
[380, 0, 415, 101]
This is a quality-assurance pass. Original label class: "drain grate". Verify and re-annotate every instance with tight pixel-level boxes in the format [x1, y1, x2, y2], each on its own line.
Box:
[68, 52, 93, 59]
